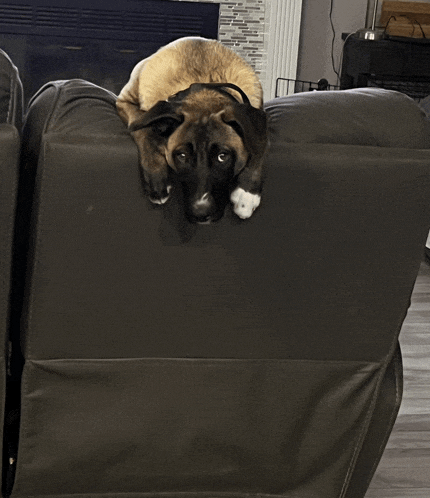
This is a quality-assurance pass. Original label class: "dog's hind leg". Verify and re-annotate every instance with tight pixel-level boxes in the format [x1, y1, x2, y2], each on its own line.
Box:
[116, 97, 142, 127]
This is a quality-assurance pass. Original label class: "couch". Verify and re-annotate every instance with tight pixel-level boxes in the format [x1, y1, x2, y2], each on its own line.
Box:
[0, 47, 22, 495]
[419, 95, 430, 261]
[2, 64, 430, 497]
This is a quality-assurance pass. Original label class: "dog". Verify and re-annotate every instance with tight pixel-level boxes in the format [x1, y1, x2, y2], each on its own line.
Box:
[116, 36, 268, 223]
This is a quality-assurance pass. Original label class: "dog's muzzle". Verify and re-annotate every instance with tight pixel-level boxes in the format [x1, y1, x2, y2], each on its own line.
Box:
[183, 189, 228, 224]
[188, 192, 217, 223]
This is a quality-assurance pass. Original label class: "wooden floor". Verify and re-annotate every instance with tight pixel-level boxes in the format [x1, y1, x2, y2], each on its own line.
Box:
[365, 259, 430, 498]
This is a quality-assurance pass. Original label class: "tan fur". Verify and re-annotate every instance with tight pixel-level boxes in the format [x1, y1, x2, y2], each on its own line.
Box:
[116, 36, 267, 221]
[117, 37, 263, 115]
[179, 88, 238, 117]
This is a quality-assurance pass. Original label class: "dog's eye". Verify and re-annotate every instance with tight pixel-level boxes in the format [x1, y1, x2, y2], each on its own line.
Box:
[175, 152, 188, 163]
[217, 152, 229, 163]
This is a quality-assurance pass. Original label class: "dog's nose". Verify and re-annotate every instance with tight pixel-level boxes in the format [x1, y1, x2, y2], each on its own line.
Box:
[188, 193, 218, 223]
[191, 192, 213, 216]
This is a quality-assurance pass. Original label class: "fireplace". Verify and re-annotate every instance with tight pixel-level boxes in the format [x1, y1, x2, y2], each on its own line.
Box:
[0, 0, 220, 102]
[0, 0, 305, 103]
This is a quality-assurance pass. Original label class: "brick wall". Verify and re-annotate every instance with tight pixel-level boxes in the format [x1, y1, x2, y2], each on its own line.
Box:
[218, 0, 266, 76]
[172, 0, 268, 80]
[171, 0, 303, 100]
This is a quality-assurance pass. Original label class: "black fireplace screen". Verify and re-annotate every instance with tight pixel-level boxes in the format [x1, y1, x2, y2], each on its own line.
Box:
[0, 0, 220, 102]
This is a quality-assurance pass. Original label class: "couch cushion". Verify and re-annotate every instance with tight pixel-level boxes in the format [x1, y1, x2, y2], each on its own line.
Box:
[419, 94, 430, 121]
[264, 88, 430, 149]
[0, 48, 23, 130]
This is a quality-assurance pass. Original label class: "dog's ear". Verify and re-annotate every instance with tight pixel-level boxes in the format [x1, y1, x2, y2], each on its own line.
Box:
[221, 104, 268, 174]
[128, 101, 184, 137]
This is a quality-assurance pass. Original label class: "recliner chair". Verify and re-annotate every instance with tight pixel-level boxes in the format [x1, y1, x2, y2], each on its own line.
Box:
[4, 78, 430, 498]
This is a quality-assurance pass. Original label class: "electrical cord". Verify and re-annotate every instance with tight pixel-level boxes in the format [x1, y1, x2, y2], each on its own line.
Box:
[415, 19, 427, 38]
[384, 14, 426, 38]
[329, 0, 340, 79]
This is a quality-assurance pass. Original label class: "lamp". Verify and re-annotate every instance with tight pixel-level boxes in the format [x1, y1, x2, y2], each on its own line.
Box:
[355, 0, 386, 40]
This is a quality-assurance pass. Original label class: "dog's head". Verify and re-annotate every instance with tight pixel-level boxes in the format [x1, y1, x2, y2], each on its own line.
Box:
[129, 83, 267, 223]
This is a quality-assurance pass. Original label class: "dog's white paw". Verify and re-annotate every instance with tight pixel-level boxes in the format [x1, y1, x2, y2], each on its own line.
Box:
[150, 196, 169, 205]
[230, 187, 261, 219]
[149, 185, 172, 205]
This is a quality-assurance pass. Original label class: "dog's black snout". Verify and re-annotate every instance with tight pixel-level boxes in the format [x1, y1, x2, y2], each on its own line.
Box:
[186, 192, 221, 223]
[191, 192, 215, 217]
[182, 184, 229, 224]
[196, 215, 212, 224]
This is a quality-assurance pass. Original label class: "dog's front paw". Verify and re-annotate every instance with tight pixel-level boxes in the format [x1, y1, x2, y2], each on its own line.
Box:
[230, 187, 261, 219]
[149, 185, 172, 205]
[144, 172, 172, 205]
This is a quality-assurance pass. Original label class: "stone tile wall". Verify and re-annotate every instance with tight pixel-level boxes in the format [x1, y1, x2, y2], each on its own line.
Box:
[171, 0, 303, 100]
[172, 0, 268, 80]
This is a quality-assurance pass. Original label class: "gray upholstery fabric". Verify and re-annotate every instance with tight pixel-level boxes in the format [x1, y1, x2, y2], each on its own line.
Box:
[0, 48, 22, 130]
[0, 48, 22, 493]
[265, 88, 430, 148]
[7, 81, 430, 498]
[420, 94, 430, 121]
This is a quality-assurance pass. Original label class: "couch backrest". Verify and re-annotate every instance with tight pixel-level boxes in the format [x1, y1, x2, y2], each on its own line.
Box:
[18, 83, 430, 364]
[7, 81, 430, 498]
[0, 48, 22, 130]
